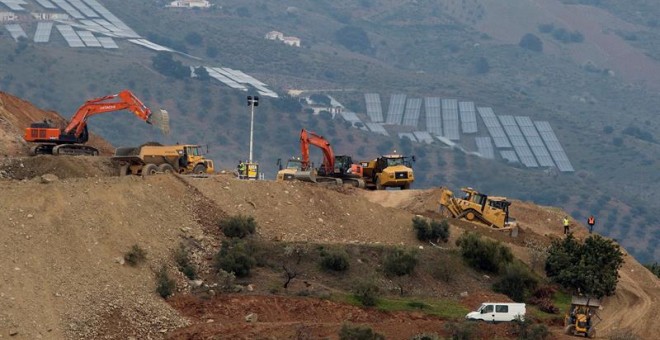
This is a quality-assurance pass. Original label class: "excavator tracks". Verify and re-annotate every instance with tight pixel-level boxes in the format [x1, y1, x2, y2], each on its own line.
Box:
[52, 144, 100, 156]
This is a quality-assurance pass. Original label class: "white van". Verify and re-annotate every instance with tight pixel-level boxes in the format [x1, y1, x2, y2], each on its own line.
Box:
[465, 302, 526, 322]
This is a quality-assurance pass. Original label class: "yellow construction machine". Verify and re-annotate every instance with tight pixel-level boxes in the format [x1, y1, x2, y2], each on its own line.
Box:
[438, 187, 516, 229]
[360, 153, 415, 190]
[564, 296, 600, 338]
[112, 143, 214, 176]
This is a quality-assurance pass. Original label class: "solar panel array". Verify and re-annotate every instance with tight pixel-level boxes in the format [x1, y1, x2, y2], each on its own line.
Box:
[442, 99, 460, 140]
[365, 93, 383, 123]
[535, 121, 575, 172]
[219, 68, 278, 98]
[5, 24, 27, 41]
[365, 123, 389, 136]
[83, 0, 140, 38]
[386, 94, 406, 125]
[402, 98, 422, 127]
[398, 133, 417, 142]
[475, 137, 495, 159]
[34, 22, 53, 42]
[56, 25, 85, 47]
[35, 0, 57, 9]
[0, 0, 26, 11]
[499, 115, 538, 167]
[52, 0, 84, 19]
[128, 38, 173, 52]
[500, 150, 519, 163]
[459, 101, 478, 133]
[424, 97, 442, 136]
[413, 131, 434, 144]
[340, 111, 367, 130]
[478, 107, 511, 148]
[76, 30, 102, 47]
[97, 36, 118, 48]
[515, 116, 555, 167]
[204, 67, 248, 91]
[68, 0, 98, 18]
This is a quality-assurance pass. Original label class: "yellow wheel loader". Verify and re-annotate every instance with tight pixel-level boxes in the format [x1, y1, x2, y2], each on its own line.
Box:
[438, 187, 516, 229]
[564, 296, 600, 338]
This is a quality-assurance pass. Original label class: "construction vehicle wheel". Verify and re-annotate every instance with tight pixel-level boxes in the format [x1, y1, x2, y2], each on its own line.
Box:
[401, 183, 410, 190]
[119, 164, 130, 177]
[158, 163, 174, 174]
[375, 176, 383, 190]
[587, 328, 596, 338]
[193, 164, 206, 174]
[142, 164, 158, 177]
[466, 211, 476, 221]
[564, 325, 575, 335]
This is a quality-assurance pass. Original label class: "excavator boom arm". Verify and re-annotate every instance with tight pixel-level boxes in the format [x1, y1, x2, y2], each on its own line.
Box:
[300, 129, 334, 173]
[64, 90, 152, 137]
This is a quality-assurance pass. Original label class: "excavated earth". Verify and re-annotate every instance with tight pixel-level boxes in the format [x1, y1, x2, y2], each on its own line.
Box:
[0, 91, 658, 339]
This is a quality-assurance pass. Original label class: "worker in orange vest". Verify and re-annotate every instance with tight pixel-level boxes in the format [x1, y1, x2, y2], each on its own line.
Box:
[587, 215, 595, 234]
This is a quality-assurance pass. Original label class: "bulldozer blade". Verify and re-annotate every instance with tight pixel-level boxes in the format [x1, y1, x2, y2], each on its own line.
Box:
[150, 109, 170, 135]
[293, 170, 317, 183]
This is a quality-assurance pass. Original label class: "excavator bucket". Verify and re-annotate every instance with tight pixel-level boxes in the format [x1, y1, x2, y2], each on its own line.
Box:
[149, 109, 170, 135]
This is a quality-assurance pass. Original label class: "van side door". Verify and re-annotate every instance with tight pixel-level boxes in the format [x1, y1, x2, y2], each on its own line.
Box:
[481, 304, 495, 322]
[495, 304, 510, 322]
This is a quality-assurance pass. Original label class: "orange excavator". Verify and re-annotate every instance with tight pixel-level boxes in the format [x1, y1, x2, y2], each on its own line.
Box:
[24, 90, 165, 156]
[296, 128, 365, 188]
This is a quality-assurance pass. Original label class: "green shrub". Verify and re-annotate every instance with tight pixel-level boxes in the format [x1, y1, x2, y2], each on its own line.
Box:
[221, 215, 257, 238]
[510, 318, 550, 340]
[214, 240, 256, 277]
[456, 232, 513, 274]
[444, 321, 477, 340]
[492, 262, 538, 302]
[353, 281, 380, 307]
[320, 251, 350, 272]
[383, 248, 418, 277]
[338, 323, 384, 340]
[174, 244, 197, 280]
[124, 244, 147, 266]
[412, 217, 450, 243]
[156, 265, 175, 298]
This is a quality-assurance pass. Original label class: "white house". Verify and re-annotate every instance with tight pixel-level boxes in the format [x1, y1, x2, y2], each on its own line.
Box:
[265, 31, 284, 41]
[30, 12, 69, 20]
[167, 0, 212, 8]
[0, 12, 18, 22]
[283, 36, 301, 47]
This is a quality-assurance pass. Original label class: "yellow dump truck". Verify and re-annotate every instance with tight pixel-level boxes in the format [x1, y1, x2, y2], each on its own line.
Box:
[360, 153, 414, 190]
[112, 143, 214, 176]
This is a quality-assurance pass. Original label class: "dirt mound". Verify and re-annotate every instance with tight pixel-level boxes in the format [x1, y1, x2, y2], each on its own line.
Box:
[0, 155, 118, 179]
[0, 91, 115, 156]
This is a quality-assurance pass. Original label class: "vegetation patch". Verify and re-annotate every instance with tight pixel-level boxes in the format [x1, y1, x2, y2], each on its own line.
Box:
[124, 244, 147, 266]
[412, 216, 450, 243]
[456, 232, 513, 274]
[319, 250, 350, 272]
[338, 323, 384, 340]
[220, 214, 257, 239]
[492, 262, 539, 302]
[214, 239, 256, 277]
[156, 265, 175, 298]
[174, 244, 197, 280]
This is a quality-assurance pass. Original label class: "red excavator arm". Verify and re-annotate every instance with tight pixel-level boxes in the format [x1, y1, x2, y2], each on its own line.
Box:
[24, 90, 155, 156]
[300, 129, 334, 175]
[63, 89, 153, 138]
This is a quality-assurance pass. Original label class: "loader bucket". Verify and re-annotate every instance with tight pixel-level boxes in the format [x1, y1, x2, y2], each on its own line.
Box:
[150, 109, 170, 135]
[293, 170, 317, 183]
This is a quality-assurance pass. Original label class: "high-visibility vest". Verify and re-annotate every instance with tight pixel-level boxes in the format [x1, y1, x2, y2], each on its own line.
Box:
[588, 216, 595, 225]
[563, 218, 569, 226]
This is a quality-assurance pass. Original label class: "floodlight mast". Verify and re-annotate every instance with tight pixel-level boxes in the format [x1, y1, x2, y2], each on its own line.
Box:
[247, 95, 259, 163]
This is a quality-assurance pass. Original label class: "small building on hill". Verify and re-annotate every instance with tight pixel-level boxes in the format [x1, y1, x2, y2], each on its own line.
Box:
[265, 30, 301, 47]
[167, 0, 212, 8]
[283, 36, 301, 47]
[265, 31, 284, 41]
[0, 12, 18, 22]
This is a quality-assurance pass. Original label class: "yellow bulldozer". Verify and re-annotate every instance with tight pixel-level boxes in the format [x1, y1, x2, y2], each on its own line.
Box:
[438, 187, 516, 229]
[564, 296, 600, 338]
